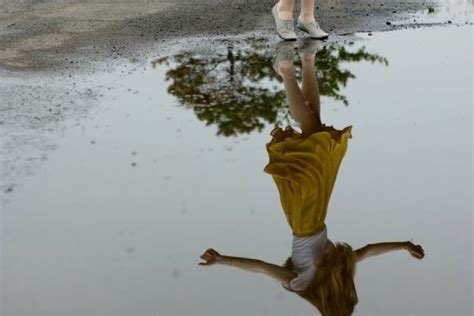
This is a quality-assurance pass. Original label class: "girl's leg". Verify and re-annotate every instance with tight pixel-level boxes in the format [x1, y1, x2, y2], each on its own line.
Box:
[277, 0, 296, 20]
[300, 0, 316, 22]
[279, 61, 321, 136]
[301, 52, 322, 125]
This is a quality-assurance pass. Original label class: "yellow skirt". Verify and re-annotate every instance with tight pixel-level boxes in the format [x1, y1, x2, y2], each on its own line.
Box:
[264, 125, 352, 237]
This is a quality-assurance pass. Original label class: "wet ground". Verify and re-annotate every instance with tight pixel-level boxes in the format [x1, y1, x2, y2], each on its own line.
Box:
[1, 1, 473, 316]
[0, 0, 466, 70]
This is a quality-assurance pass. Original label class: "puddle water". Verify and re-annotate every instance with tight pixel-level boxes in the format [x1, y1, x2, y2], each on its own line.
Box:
[2, 26, 472, 315]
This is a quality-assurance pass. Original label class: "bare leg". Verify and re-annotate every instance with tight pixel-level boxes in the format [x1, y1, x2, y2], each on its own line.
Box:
[301, 52, 321, 125]
[300, 0, 316, 22]
[279, 61, 321, 136]
[277, 0, 296, 20]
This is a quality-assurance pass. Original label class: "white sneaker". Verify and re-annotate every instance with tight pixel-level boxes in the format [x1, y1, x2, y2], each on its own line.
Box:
[296, 18, 328, 39]
[272, 4, 297, 41]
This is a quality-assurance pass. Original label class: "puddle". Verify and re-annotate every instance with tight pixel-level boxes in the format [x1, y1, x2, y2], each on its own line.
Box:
[2, 26, 472, 315]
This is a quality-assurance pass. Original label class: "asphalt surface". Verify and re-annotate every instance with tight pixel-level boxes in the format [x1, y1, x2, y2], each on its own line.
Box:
[0, 0, 442, 70]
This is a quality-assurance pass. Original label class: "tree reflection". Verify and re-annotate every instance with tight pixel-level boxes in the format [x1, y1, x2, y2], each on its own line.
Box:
[152, 41, 387, 137]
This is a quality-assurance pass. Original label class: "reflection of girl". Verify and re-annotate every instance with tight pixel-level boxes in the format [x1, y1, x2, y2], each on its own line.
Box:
[199, 41, 424, 316]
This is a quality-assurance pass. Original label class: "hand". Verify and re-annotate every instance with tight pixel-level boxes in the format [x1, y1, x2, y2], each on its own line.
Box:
[199, 248, 222, 266]
[405, 242, 425, 259]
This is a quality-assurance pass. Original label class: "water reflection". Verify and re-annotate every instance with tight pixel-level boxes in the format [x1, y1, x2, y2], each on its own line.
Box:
[152, 40, 387, 136]
[198, 41, 424, 316]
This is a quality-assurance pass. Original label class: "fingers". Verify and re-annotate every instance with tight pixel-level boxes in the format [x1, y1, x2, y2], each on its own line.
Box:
[201, 252, 215, 261]
[418, 246, 425, 259]
[415, 244, 424, 254]
[406, 242, 422, 258]
[206, 248, 219, 256]
[201, 249, 217, 256]
[411, 244, 425, 259]
[199, 248, 221, 266]
[199, 252, 215, 266]
[199, 255, 211, 266]
[210, 249, 220, 255]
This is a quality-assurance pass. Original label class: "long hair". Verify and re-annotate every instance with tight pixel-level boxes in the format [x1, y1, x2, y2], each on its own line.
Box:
[283, 242, 358, 316]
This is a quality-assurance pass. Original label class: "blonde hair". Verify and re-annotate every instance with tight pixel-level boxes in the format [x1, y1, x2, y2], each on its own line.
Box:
[283, 243, 358, 316]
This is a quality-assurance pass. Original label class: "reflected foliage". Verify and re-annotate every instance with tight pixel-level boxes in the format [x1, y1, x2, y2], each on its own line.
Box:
[153, 41, 387, 136]
[310, 46, 388, 105]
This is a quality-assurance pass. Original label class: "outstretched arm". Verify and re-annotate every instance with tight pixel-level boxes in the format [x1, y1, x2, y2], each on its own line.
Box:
[199, 249, 296, 283]
[355, 241, 424, 262]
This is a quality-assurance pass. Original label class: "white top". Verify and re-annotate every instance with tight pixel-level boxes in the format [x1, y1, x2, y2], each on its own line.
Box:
[283, 227, 332, 291]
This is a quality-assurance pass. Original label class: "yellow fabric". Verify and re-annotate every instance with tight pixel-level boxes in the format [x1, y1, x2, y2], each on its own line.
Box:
[264, 125, 352, 237]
